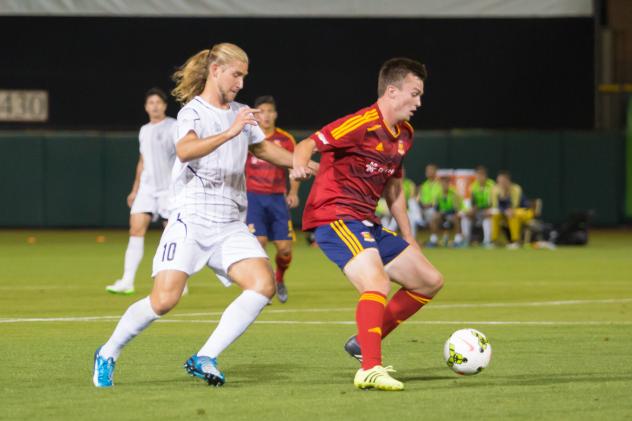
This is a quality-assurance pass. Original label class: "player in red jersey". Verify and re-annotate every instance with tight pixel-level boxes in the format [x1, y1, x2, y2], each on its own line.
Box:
[245, 96, 300, 303]
[291, 58, 444, 391]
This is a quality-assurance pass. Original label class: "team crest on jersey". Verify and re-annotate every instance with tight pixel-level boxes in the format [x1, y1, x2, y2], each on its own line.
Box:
[248, 223, 256, 234]
[398, 140, 405, 155]
[375, 142, 384, 152]
[274, 140, 282, 146]
[361, 231, 375, 242]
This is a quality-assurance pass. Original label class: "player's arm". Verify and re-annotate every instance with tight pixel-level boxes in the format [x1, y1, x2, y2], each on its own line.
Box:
[176, 107, 260, 162]
[127, 155, 144, 208]
[249, 139, 293, 168]
[384, 176, 419, 248]
[291, 137, 317, 180]
[287, 177, 301, 208]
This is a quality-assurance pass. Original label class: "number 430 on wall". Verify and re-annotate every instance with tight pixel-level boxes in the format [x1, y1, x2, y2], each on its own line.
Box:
[0, 90, 48, 122]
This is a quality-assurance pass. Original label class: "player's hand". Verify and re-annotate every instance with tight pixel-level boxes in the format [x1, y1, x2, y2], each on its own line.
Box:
[126, 191, 137, 208]
[286, 193, 300, 209]
[290, 165, 314, 181]
[307, 160, 320, 175]
[226, 107, 260, 139]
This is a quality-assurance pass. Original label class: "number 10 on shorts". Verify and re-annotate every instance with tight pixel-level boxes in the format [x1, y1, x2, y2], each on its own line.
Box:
[162, 242, 177, 261]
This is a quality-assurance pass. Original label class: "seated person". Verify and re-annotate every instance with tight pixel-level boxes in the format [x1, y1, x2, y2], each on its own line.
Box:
[417, 163, 442, 228]
[428, 175, 464, 247]
[376, 174, 422, 238]
[491, 170, 535, 249]
[460, 165, 495, 247]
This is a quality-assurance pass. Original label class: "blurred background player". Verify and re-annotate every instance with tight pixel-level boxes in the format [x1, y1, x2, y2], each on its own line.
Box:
[491, 170, 534, 249]
[460, 165, 495, 247]
[374, 168, 422, 240]
[417, 163, 441, 229]
[428, 175, 464, 247]
[106, 88, 176, 295]
[245, 95, 300, 303]
[292, 57, 443, 391]
[93, 43, 313, 388]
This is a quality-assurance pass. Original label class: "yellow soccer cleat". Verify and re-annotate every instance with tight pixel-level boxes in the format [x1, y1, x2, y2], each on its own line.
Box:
[353, 365, 404, 391]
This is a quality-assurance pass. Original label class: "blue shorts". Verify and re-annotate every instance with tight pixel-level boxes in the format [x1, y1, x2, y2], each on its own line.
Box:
[246, 192, 294, 241]
[314, 220, 409, 270]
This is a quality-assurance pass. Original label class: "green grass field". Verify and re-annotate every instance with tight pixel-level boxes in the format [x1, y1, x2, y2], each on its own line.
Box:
[1, 229, 631, 420]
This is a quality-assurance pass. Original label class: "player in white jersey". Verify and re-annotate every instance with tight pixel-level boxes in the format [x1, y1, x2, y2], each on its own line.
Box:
[106, 88, 177, 295]
[93, 43, 316, 388]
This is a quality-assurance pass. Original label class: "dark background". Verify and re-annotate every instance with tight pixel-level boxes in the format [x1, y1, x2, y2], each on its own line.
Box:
[0, 16, 594, 131]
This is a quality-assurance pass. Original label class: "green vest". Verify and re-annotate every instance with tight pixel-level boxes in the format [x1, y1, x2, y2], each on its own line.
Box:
[402, 178, 415, 201]
[470, 179, 495, 209]
[437, 188, 459, 213]
[419, 179, 441, 206]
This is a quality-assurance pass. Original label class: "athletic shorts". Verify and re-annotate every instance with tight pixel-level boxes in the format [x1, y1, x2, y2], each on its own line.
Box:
[314, 220, 409, 270]
[131, 185, 171, 221]
[246, 192, 294, 241]
[152, 212, 268, 286]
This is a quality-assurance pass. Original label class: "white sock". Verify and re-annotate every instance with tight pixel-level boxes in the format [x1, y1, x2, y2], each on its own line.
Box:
[430, 234, 438, 243]
[483, 218, 492, 243]
[461, 217, 471, 242]
[100, 297, 159, 360]
[121, 236, 144, 285]
[455, 233, 463, 243]
[197, 290, 269, 358]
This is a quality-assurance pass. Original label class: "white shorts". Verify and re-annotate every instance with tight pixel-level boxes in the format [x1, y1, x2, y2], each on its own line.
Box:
[151, 213, 268, 287]
[131, 186, 171, 221]
[420, 207, 436, 227]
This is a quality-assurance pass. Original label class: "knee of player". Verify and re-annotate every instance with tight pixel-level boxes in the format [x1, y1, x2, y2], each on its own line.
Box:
[256, 279, 276, 299]
[277, 248, 292, 259]
[426, 270, 444, 294]
[150, 292, 179, 315]
[129, 226, 147, 237]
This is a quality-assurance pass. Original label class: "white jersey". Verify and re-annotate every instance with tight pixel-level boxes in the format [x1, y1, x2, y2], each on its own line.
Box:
[171, 96, 265, 224]
[138, 117, 177, 193]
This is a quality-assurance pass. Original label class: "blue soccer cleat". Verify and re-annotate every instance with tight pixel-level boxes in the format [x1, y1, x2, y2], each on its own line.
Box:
[92, 346, 115, 387]
[184, 355, 225, 386]
[344, 335, 362, 363]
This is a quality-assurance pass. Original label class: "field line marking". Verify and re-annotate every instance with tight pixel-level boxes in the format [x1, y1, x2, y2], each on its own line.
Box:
[1, 297, 631, 324]
[1, 318, 631, 326]
[169, 297, 632, 317]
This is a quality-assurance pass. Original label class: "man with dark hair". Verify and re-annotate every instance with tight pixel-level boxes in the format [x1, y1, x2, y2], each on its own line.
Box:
[106, 87, 177, 295]
[292, 57, 443, 391]
[245, 95, 300, 303]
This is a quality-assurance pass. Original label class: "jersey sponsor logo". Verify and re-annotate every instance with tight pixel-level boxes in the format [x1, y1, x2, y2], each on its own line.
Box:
[361, 231, 375, 242]
[365, 161, 396, 176]
[375, 142, 384, 152]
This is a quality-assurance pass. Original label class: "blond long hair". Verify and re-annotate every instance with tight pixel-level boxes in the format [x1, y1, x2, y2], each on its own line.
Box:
[171, 43, 249, 105]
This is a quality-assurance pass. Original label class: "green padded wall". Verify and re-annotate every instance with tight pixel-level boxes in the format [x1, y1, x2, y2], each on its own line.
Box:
[0, 130, 625, 228]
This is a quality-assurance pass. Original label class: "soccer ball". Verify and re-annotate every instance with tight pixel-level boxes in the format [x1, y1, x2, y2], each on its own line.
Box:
[443, 328, 492, 375]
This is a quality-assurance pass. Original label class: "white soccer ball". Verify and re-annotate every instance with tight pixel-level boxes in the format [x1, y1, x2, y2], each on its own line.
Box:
[443, 328, 492, 375]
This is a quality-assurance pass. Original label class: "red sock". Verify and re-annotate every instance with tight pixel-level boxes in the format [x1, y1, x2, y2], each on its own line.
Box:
[356, 291, 387, 370]
[275, 253, 292, 283]
[382, 288, 432, 339]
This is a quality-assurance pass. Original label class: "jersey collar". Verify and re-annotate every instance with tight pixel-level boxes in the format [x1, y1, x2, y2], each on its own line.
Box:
[373, 103, 401, 140]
